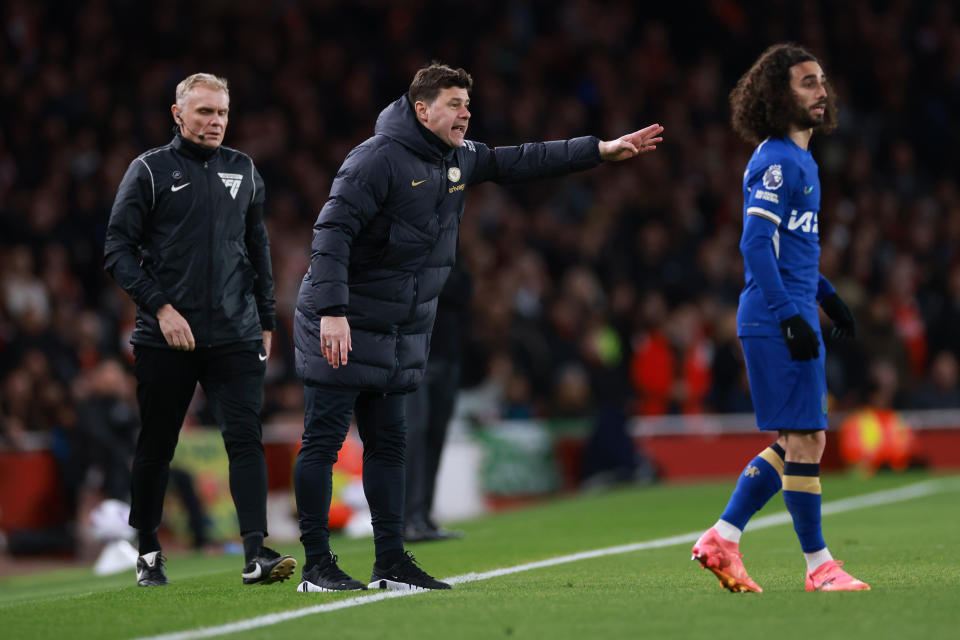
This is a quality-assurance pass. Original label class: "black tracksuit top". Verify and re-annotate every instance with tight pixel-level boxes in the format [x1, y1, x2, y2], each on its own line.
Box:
[104, 133, 275, 348]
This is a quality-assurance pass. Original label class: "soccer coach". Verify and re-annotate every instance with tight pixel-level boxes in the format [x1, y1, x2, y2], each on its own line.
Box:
[293, 62, 663, 593]
[104, 73, 294, 587]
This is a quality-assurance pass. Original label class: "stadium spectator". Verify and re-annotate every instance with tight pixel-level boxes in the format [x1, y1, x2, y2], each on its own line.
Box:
[66, 359, 138, 510]
[910, 351, 960, 409]
[102, 73, 294, 587]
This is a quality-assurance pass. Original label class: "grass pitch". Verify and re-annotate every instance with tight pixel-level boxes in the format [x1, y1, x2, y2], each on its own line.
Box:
[1, 471, 958, 640]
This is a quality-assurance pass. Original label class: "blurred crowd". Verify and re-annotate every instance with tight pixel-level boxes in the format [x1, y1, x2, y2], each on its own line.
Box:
[2, 0, 960, 473]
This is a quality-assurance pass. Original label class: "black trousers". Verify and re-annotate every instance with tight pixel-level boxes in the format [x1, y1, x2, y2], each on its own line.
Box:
[294, 386, 406, 558]
[130, 342, 268, 537]
[404, 358, 459, 526]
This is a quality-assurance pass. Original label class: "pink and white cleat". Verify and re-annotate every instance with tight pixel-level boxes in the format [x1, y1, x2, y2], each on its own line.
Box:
[805, 560, 870, 592]
[691, 527, 762, 593]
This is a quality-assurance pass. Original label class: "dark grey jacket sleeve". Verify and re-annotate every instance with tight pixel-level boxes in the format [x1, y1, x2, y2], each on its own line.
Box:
[467, 135, 603, 186]
[103, 159, 170, 315]
[245, 165, 276, 330]
[304, 144, 390, 313]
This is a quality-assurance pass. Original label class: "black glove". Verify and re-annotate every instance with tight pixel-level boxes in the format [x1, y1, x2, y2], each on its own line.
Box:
[820, 293, 856, 339]
[779, 314, 820, 361]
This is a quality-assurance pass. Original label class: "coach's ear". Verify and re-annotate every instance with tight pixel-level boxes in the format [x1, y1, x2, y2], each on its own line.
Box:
[414, 99, 429, 124]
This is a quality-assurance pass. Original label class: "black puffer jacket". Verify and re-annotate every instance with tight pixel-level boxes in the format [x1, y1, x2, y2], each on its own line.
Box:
[104, 134, 275, 347]
[294, 95, 601, 391]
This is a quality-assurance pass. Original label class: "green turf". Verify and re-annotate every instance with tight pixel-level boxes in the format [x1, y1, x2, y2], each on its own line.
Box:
[1, 471, 957, 640]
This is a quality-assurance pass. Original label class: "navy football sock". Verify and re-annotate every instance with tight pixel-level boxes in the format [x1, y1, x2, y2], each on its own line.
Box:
[719, 443, 785, 531]
[782, 461, 826, 552]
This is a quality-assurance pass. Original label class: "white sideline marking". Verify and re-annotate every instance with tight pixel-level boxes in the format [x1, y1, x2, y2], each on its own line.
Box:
[136, 478, 958, 640]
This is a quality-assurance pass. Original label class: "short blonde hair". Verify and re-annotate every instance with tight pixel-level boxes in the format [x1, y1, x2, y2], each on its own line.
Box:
[175, 73, 229, 107]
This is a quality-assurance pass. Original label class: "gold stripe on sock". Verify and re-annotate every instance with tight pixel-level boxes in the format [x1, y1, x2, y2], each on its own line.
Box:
[783, 475, 822, 494]
[758, 446, 785, 477]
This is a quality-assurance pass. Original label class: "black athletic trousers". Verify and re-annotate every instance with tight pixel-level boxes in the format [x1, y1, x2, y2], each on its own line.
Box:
[295, 386, 406, 558]
[129, 342, 268, 537]
[404, 358, 459, 527]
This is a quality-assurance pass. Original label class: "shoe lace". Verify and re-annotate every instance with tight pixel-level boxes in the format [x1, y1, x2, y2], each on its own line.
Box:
[320, 554, 354, 582]
[812, 560, 847, 586]
[398, 551, 437, 580]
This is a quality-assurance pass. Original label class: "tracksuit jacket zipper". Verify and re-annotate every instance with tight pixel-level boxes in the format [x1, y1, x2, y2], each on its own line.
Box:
[204, 159, 214, 347]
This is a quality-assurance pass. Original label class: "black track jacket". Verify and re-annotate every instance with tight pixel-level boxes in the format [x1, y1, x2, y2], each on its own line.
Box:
[294, 95, 601, 392]
[104, 133, 275, 348]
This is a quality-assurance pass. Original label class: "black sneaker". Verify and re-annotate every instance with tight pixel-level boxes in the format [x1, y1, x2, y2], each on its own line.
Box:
[242, 546, 297, 585]
[368, 551, 451, 591]
[296, 552, 366, 592]
[136, 551, 168, 587]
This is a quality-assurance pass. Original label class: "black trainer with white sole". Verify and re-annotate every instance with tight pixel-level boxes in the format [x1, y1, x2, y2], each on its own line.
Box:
[242, 546, 297, 585]
[368, 551, 451, 591]
[296, 552, 366, 592]
[136, 551, 169, 587]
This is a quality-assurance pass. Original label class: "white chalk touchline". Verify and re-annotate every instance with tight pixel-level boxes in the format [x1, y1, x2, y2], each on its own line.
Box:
[136, 478, 958, 640]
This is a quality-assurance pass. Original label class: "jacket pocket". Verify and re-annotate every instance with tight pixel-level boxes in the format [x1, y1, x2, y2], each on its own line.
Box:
[383, 218, 436, 265]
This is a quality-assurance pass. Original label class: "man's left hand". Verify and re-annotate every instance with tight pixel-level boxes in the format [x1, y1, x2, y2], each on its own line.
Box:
[820, 293, 856, 339]
[599, 124, 664, 161]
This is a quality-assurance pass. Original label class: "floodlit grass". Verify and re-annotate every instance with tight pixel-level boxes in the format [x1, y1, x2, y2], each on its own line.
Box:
[1, 471, 958, 639]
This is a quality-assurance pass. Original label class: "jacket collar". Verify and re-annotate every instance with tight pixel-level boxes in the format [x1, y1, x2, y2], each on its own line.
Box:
[171, 130, 219, 161]
[374, 95, 455, 162]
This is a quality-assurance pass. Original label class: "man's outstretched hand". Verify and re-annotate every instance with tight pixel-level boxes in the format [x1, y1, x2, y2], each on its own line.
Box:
[599, 124, 664, 161]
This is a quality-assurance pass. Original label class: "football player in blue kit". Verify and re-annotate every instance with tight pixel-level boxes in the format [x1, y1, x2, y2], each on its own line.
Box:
[691, 44, 870, 593]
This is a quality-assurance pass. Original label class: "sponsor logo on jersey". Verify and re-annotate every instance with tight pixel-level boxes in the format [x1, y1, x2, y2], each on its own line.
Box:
[754, 190, 779, 204]
[804, 185, 814, 194]
[744, 465, 761, 478]
[218, 172, 244, 199]
[448, 183, 466, 193]
[787, 209, 819, 233]
[762, 164, 784, 190]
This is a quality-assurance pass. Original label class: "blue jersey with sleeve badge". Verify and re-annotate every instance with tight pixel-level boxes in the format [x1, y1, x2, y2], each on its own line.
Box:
[737, 137, 824, 337]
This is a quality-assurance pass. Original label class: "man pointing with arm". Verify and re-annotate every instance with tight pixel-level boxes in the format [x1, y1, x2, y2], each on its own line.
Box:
[293, 62, 662, 593]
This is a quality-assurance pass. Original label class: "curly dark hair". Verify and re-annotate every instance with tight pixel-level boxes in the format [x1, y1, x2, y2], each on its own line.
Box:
[408, 62, 473, 104]
[730, 43, 837, 145]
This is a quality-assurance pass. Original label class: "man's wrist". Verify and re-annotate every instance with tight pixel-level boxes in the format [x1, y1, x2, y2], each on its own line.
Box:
[319, 305, 347, 317]
[773, 302, 801, 323]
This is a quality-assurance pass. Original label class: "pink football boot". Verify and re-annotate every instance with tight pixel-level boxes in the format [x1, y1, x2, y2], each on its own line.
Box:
[805, 560, 870, 591]
[691, 527, 762, 593]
